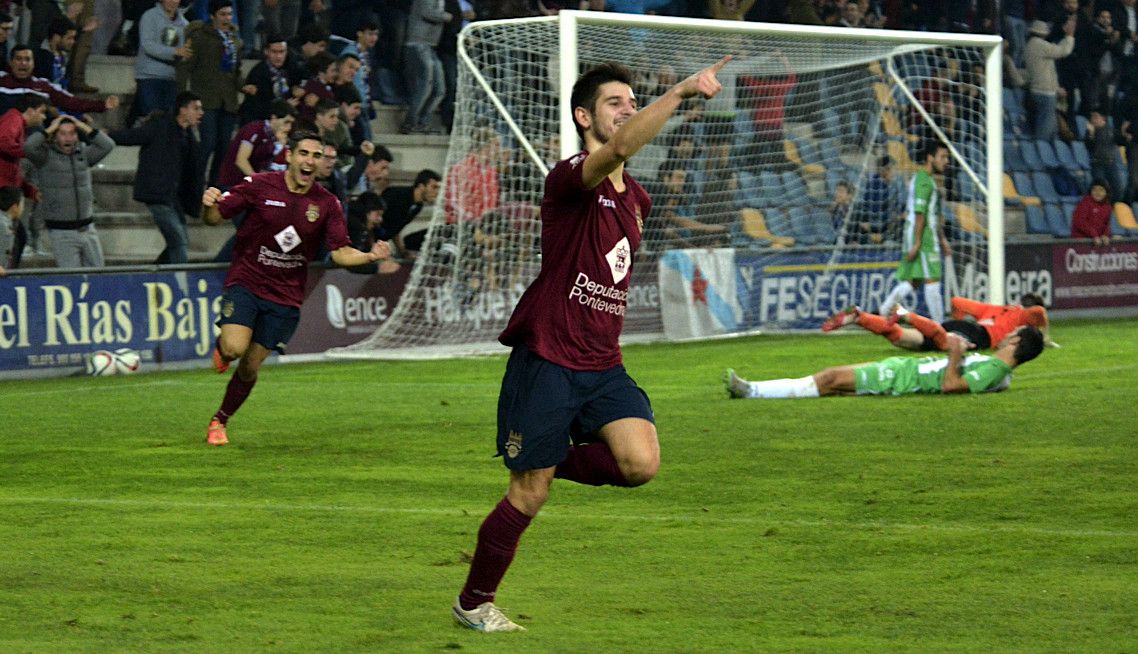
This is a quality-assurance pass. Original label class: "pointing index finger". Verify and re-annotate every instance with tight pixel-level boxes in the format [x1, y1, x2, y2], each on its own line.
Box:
[710, 55, 734, 72]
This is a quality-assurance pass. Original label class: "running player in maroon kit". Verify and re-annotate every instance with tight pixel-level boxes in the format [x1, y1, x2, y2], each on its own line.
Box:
[200, 131, 390, 446]
[452, 56, 733, 632]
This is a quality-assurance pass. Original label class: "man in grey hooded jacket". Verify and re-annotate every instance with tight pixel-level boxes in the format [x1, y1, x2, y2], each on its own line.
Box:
[25, 115, 115, 268]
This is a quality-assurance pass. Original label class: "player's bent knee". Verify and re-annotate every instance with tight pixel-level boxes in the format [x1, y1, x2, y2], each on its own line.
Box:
[617, 447, 660, 487]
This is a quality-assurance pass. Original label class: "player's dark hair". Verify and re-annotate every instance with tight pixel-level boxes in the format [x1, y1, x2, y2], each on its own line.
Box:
[414, 169, 441, 187]
[336, 52, 360, 67]
[349, 191, 385, 217]
[570, 62, 634, 141]
[9, 43, 31, 59]
[1012, 326, 1045, 365]
[1020, 292, 1046, 308]
[333, 84, 362, 106]
[208, 0, 231, 16]
[0, 185, 21, 212]
[297, 22, 329, 46]
[921, 140, 947, 162]
[47, 16, 75, 39]
[174, 90, 200, 110]
[836, 180, 853, 193]
[357, 14, 380, 32]
[262, 33, 287, 48]
[0, 13, 13, 25]
[14, 92, 49, 112]
[313, 97, 339, 116]
[269, 99, 297, 119]
[288, 129, 324, 150]
[307, 51, 336, 77]
[368, 144, 393, 163]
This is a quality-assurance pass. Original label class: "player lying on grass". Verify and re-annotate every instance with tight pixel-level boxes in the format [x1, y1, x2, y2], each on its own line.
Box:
[820, 294, 1051, 352]
[725, 325, 1044, 399]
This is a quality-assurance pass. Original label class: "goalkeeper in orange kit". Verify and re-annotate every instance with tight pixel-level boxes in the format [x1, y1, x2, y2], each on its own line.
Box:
[821, 293, 1052, 352]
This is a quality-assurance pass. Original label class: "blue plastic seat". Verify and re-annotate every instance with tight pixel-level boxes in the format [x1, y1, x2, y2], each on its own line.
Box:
[781, 170, 809, 200]
[1071, 140, 1092, 171]
[1033, 140, 1060, 169]
[1024, 204, 1050, 234]
[1004, 140, 1028, 172]
[1044, 203, 1070, 236]
[1012, 171, 1037, 199]
[1053, 139, 1078, 170]
[1075, 114, 1089, 139]
[1030, 171, 1061, 202]
[1020, 140, 1043, 171]
[759, 170, 786, 207]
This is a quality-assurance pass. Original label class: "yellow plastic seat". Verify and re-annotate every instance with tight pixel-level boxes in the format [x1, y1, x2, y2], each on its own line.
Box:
[741, 208, 795, 247]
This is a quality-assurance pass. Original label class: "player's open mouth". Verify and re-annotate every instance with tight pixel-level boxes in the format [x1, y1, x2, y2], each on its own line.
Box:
[298, 167, 314, 182]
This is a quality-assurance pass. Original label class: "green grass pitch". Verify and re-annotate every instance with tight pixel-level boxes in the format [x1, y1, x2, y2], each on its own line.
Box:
[1, 318, 1135, 652]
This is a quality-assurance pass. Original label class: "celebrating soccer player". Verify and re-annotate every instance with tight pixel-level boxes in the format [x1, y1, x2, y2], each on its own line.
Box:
[452, 55, 733, 632]
[201, 130, 391, 446]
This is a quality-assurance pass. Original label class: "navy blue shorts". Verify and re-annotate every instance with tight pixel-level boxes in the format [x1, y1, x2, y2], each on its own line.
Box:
[216, 285, 300, 354]
[496, 346, 655, 471]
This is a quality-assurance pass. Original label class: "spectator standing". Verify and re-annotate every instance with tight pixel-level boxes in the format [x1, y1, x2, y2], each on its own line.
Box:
[25, 114, 114, 268]
[0, 94, 48, 269]
[436, 0, 467, 133]
[374, 1, 410, 105]
[1086, 110, 1125, 200]
[334, 15, 379, 142]
[285, 21, 327, 68]
[33, 17, 76, 88]
[135, 0, 191, 118]
[178, 0, 242, 186]
[216, 99, 296, 189]
[1070, 178, 1113, 245]
[238, 35, 303, 124]
[344, 190, 387, 272]
[0, 185, 21, 275]
[0, 14, 13, 72]
[67, 0, 99, 93]
[0, 45, 118, 115]
[1051, 0, 1097, 116]
[1005, 0, 1030, 66]
[1024, 18, 1075, 140]
[348, 144, 393, 196]
[108, 91, 205, 265]
[316, 141, 348, 205]
[445, 127, 501, 223]
[382, 168, 441, 256]
[401, 0, 451, 134]
[298, 50, 336, 120]
[262, 0, 303, 43]
[1119, 97, 1138, 202]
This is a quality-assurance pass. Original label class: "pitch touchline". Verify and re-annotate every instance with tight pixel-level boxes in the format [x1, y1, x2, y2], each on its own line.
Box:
[2, 496, 1134, 540]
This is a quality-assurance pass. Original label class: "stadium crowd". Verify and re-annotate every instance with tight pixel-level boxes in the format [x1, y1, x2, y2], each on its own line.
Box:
[0, 0, 1134, 273]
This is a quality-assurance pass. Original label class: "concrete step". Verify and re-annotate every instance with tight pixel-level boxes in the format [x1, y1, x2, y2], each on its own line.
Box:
[94, 211, 235, 264]
[381, 133, 449, 175]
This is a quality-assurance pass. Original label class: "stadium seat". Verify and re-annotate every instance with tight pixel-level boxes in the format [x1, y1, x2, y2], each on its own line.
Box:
[1053, 139, 1078, 170]
[1071, 140, 1092, 171]
[1004, 140, 1028, 172]
[759, 170, 786, 207]
[1024, 204, 1051, 234]
[887, 140, 915, 173]
[741, 207, 794, 247]
[1044, 203, 1071, 236]
[1030, 171, 1061, 203]
[1075, 114, 1089, 140]
[1033, 140, 1060, 169]
[1009, 172, 1042, 206]
[1020, 140, 1043, 171]
[781, 170, 810, 201]
[1062, 199, 1079, 221]
[820, 109, 842, 141]
[947, 202, 987, 236]
[956, 171, 980, 202]
[784, 138, 825, 175]
[873, 81, 896, 108]
[1114, 202, 1138, 236]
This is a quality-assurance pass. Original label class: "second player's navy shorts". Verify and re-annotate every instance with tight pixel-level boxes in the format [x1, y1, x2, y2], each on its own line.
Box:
[216, 284, 300, 354]
[496, 345, 655, 471]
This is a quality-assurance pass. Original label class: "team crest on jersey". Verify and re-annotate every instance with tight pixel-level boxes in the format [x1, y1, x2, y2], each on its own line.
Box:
[504, 431, 523, 458]
[305, 204, 319, 222]
[605, 236, 631, 284]
[221, 298, 234, 318]
[569, 153, 586, 168]
[274, 224, 301, 252]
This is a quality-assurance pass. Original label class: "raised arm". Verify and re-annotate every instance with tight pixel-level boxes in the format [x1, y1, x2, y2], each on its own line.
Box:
[581, 55, 732, 189]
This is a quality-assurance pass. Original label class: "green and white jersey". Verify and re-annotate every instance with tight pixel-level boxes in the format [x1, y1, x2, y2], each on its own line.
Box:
[904, 169, 941, 256]
[854, 354, 1013, 396]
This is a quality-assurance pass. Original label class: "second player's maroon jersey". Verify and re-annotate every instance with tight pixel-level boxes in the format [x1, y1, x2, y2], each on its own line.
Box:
[217, 171, 350, 307]
[499, 151, 651, 371]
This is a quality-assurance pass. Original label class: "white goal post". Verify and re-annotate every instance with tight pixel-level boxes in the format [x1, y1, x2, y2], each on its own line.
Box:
[330, 12, 1003, 359]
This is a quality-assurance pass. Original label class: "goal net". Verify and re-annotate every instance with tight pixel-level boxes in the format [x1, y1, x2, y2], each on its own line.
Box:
[330, 12, 1002, 359]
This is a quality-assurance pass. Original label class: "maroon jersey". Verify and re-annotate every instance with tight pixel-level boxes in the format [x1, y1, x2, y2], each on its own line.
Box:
[217, 171, 350, 307]
[215, 120, 277, 189]
[499, 152, 651, 370]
